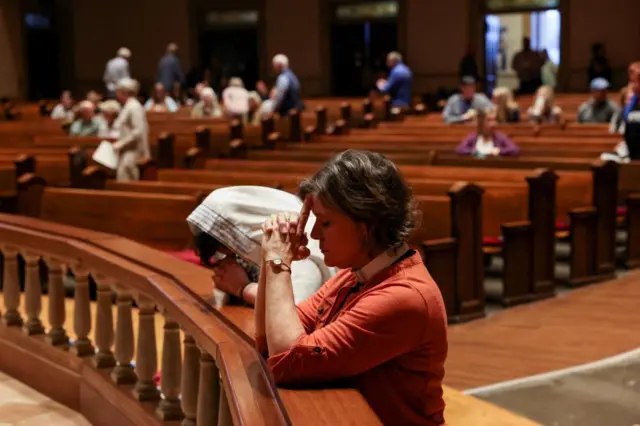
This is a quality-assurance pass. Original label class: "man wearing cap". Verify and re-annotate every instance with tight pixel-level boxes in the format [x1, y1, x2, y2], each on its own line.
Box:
[104, 47, 132, 98]
[113, 78, 149, 181]
[442, 76, 493, 124]
[577, 77, 620, 123]
[157, 42, 185, 93]
[376, 51, 413, 107]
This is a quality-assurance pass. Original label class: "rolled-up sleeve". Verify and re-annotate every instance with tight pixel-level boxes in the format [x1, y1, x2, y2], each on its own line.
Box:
[267, 285, 427, 384]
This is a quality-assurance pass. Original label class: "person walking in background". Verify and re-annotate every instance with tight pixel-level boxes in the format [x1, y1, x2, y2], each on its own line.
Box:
[376, 51, 413, 108]
[577, 78, 620, 124]
[103, 47, 131, 98]
[260, 54, 303, 117]
[512, 37, 542, 94]
[588, 43, 612, 86]
[157, 43, 185, 93]
[113, 78, 149, 181]
[540, 49, 558, 89]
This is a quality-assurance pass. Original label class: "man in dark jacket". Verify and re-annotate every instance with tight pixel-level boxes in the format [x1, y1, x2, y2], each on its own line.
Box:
[157, 43, 185, 92]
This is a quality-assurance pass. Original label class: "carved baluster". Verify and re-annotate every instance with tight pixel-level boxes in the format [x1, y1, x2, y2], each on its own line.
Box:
[93, 275, 115, 368]
[197, 350, 221, 425]
[45, 259, 69, 346]
[132, 296, 159, 401]
[181, 334, 200, 426]
[70, 267, 94, 356]
[217, 383, 233, 426]
[111, 288, 137, 384]
[2, 246, 23, 327]
[156, 315, 184, 420]
[22, 252, 44, 335]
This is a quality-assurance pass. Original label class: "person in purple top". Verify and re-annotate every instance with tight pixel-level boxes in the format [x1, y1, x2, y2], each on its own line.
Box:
[376, 52, 413, 107]
[456, 108, 520, 158]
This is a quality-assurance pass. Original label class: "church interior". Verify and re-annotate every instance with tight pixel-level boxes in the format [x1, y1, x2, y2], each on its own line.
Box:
[0, 0, 640, 425]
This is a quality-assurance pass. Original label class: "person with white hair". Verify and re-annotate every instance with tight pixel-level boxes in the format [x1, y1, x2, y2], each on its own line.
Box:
[69, 100, 106, 137]
[376, 51, 413, 107]
[98, 99, 122, 139]
[222, 77, 250, 119]
[157, 42, 185, 92]
[186, 186, 335, 306]
[112, 78, 149, 181]
[191, 87, 222, 118]
[260, 54, 303, 117]
[104, 47, 132, 98]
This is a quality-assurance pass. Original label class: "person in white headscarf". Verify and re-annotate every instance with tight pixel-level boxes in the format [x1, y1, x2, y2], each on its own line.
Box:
[187, 186, 335, 305]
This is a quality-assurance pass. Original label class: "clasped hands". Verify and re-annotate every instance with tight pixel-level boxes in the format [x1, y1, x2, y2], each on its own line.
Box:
[261, 196, 313, 265]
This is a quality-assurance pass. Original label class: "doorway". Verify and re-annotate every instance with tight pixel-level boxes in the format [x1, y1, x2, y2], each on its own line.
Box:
[484, 9, 560, 94]
[330, 1, 398, 97]
[199, 28, 259, 94]
[23, 0, 61, 100]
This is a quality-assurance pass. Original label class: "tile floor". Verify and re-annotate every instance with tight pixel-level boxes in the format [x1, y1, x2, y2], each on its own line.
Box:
[0, 371, 89, 425]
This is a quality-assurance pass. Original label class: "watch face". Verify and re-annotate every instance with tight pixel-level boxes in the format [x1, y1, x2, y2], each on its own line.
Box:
[272, 258, 283, 266]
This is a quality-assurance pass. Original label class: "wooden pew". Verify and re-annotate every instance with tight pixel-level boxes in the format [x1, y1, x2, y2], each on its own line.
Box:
[20, 187, 199, 251]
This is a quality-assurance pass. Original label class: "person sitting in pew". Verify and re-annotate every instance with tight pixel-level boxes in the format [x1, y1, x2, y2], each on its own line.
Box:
[443, 75, 493, 124]
[98, 100, 121, 139]
[191, 87, 223, 118]
[257, 150, 448, 426]
[69, 100, 106, 137]
[187, 186, 335, 306]
[144, 82, 179, 113]
[577, 77, 620, 123]
[376, 51, 413, 108]
[113, 78, 150, 181]
[610, 85, 633, 134]
[222, 77, 250, 119]
[50, 90, 75, 121]
[527, 85, 564, 124]
[247, 91, 263, 125]
[456, 108, 520, 157]
[491, 87, 520, 123]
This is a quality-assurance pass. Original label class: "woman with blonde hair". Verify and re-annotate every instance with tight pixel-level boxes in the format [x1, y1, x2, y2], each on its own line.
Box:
[527, 85, 564, 124]
[98, 99, 122, 138]
[491, 87, 520, 123]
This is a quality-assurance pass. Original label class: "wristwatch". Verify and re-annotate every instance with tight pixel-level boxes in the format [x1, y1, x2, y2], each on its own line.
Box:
[265, 258, 292, 273]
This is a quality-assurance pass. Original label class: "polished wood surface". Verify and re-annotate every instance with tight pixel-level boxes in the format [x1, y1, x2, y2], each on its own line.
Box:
[0, 293, 542, 426]
[446, 270, 640, 390]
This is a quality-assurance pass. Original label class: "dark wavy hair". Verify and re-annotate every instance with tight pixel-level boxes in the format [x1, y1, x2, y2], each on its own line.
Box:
[298, 149, 418, 252]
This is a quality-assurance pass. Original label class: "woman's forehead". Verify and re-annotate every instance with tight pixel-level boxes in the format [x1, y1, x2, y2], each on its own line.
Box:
[310, 194, 331, 216]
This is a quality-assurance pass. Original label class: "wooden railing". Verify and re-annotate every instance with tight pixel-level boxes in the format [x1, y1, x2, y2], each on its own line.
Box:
[0, 214, 380, 425]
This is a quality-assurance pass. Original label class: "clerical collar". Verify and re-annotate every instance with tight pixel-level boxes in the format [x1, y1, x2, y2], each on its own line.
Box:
[353, 242, 410, 284]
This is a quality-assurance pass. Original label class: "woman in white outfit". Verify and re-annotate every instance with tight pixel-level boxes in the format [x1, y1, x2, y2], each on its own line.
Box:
[187, 186, 335, 305]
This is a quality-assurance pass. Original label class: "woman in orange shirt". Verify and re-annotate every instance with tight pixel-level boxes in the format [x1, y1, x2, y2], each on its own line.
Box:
[254, 149, 448, 426]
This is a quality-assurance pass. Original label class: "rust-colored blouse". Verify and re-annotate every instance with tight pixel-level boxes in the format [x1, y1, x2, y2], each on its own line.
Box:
[263, 251, 448, 426]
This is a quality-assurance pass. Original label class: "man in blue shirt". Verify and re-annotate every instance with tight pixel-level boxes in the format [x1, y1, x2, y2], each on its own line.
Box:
[376, 52, 413, 107]
[269, 54, 304, 116]
[157, 43, 185, 93]
[442, 76, 493, 124]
